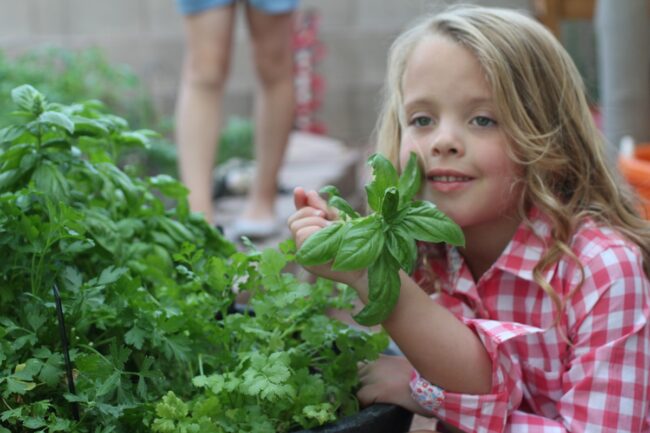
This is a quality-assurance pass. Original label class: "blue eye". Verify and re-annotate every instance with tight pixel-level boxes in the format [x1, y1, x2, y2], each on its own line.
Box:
[472, 116, 496, 127]
[411, 116, 432, 127]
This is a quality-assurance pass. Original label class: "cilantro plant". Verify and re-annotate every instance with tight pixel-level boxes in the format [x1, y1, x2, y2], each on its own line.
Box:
[151, 245, 388, 433]
[0, 85, 387, 433]
[296, 153, 465, 326]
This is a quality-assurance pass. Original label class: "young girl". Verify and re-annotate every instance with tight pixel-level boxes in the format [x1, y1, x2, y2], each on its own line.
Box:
[288, 5, 650, 433]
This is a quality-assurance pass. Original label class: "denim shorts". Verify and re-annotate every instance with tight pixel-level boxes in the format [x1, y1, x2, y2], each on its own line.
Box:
[176, 0, 298, 15]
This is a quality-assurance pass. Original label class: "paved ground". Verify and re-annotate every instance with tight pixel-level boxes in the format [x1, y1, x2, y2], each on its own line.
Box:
[215, 130, 360, 250]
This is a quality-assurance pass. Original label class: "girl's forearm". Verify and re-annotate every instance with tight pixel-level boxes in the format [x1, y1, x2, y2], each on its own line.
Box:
[351, 271, 493, 394]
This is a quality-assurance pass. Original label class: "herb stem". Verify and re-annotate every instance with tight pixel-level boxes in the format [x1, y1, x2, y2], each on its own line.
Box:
[1, 397, 12, 410]
[78, 343, 113, 367]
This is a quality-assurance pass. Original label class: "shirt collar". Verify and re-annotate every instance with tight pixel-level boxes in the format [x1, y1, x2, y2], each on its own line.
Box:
[446, 207, 555, 287]
[494, 207, 555, 282]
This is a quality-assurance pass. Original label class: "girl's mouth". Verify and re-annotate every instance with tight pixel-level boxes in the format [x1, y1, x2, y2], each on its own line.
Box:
[426, 170, 474, 192]
[428, 175, 472, 182]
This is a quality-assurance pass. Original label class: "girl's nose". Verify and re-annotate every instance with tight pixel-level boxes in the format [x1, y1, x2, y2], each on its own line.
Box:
[430, 127, 464, 157]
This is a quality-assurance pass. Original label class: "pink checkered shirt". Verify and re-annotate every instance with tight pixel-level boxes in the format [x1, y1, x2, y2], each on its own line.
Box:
[410, 209, 650, 432]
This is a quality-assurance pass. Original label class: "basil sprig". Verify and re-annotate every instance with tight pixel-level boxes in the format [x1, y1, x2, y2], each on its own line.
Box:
[296, 152, 464, 326]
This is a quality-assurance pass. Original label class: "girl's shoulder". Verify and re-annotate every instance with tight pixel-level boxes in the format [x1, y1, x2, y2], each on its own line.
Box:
[569, 217, 643, 264]
[563, 216, 649, 336]
[532, 211, 647, 303]
[561, 216, 648, 309]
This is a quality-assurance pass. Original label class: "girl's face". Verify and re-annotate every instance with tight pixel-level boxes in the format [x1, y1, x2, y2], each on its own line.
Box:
[399, 34, 522, 232]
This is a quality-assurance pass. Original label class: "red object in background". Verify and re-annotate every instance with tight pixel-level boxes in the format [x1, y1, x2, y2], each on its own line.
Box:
[293, 10, 327, 135]
[618, 144, 650, 219]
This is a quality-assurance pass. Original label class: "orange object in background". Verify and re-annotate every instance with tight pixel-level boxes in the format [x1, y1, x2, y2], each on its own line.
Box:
[618, 143, 650, 219]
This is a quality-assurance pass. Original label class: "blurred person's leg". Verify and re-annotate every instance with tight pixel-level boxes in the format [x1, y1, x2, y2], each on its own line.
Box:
[241, 1, 296, 226]
[175, 3, 236, 225]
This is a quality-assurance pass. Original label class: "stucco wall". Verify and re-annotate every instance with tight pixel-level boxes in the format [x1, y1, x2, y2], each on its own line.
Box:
[0, 0, 532, 145]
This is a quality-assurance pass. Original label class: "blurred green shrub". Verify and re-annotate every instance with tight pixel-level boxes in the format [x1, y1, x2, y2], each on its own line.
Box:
[0, 46, 178, 176]
[0, 46, 154, 128]
[0, 46, 256, 180]
[219, 116, 254, 163]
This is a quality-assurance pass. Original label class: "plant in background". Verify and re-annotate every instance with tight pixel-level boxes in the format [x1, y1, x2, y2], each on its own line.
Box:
[297, 153, 465, 326]
[0, 46, 178, 178]
[0, 85, 387, 433]
[212, 117, 256, 198]
[0, 47, 259, 182]
[0, 47, 155, 130]
[217, 116, 254, 164]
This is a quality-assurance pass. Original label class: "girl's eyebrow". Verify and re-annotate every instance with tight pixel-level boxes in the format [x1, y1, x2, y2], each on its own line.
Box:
[403, 98, 434, 111]
[403, 95, 494, 111]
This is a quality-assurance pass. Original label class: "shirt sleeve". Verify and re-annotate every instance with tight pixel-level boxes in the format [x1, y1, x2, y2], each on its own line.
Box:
[558, 246, 650, 432]
[410, 318, 546, 432]
[409, 245, 650, 433]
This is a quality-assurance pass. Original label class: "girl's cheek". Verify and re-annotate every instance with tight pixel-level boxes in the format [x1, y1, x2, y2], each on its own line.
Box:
[399, 135, 421, 171]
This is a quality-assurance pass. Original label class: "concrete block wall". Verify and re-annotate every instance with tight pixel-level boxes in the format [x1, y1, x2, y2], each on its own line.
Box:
[0, 0, 532, 146]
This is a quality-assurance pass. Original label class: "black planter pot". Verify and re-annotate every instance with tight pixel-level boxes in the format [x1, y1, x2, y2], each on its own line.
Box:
[294, 404, 413, 433]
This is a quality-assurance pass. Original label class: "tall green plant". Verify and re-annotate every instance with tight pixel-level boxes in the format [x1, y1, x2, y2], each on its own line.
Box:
[0, 86, 386, 433]
[0, 84, 235, 432]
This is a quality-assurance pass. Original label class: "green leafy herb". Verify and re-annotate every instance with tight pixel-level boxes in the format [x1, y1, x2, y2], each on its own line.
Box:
[297, 152, 465, 326]
[0, 85, 387, 432]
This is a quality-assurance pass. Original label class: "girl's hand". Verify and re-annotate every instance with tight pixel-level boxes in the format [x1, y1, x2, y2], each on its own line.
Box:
[357, 354, 432, 416]
[288, 187, 366, 288]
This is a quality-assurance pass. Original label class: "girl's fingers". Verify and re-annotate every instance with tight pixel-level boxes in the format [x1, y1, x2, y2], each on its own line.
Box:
[306, 189, 339, 220]
[357, 362, 370, 380]
[356, 383, 380, 407]
[289, 215, 331, 234]
[294, 225, 326, 248]
[293, 187, 339, 221]
[293, 187, 307, 210]
[305, 189, 329, 212]
[287, 206, 325, 226]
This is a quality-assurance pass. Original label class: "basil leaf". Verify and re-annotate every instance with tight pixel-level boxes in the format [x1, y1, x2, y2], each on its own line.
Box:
[402, 201, 465, 246]
[385, 225, 418, 274]
[319, 185, 341, 198]
[332, 216, 384, 271]
[329, 196, 360, 219]
[11, 84, 42, 113]
[0, 125, 26, 143]
[320, 185, 360, 219]
[398, 152, 422, 207]
[38, 111, 75, 134]
[296, 222, 346, 266]
[381, 187, 399, 223]
[72, 116, 110, 136]
[365, 153, 398, 212]
[32, 160, 69, 201]
[353, 250, 400, 326]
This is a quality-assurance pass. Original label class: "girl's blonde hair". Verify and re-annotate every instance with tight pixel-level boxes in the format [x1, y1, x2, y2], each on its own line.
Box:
[375, 5, 650, 309]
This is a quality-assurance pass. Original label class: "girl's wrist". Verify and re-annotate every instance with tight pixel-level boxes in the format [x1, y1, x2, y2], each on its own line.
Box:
[348, 270, 370, 302]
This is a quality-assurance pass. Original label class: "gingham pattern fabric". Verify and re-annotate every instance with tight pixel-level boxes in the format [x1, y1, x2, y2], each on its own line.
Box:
[410, 209, 650, 432]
